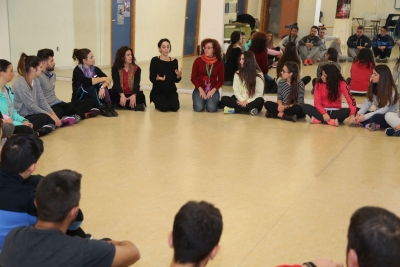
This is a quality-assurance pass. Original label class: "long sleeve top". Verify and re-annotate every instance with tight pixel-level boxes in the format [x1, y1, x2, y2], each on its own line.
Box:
[349, 62, 373, 94]
[232, 72, 264, 102]
[298, 35, 322, 47]
[346, 34, 372, 49]
[372, 34, 394, 49]
[393, 66, 400, 92]
[357, 89, 398, 120]
[249, 49, 269, 74]
[190, 57, 224, 90]
[12, 77, 53, 117]
[71, 66, 107, 101]
[150, 57, 181, 102]
[111, 65, 141, 95]
[314, 81, 357, 115]
[0, 85, 27, 126]
[277, 79, 304, 105]
[277, 35, 300, 48]
[319, 35, 339, 51]
[224, 47, 242, 82]
[37, 72, 61, 106]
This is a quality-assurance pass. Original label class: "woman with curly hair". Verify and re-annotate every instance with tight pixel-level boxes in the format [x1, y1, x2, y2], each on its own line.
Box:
[111, 46, 146, 111]
[191, 38, 224, 112]
[249, 32, 274, 83]
[224, 31, 242, 86]
[221, 51, 264, 115]
[347, 48, 375, 95]
[354, 64, 399, 131]
[265, 61, 304, 122]
[302, 64, 356, 126]
[276, 42, 311, 85]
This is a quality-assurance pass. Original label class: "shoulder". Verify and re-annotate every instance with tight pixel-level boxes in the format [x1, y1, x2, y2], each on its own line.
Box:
[150, 56, 159, 63]
[278, 79, 286, 85]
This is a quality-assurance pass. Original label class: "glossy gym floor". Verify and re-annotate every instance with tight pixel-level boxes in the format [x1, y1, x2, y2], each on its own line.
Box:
[8, 53, 400, 266]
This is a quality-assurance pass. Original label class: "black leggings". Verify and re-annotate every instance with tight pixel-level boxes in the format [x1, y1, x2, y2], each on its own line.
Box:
[14, 125, 35, 135]
[109, 89, 147, 108]
[152, 92, 180, 112]
[264, 101, 305, 118]
[221, 96, 264, 113]
[52, 100, 94, 119]
[25, 114, 52, 131]
[356, 108, 390, 128]
[302, 104, 350, 122]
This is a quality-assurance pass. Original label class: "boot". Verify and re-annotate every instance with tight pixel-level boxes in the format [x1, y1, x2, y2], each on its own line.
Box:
[99, 104, 112, 117]
[106, 103, 118, 117]
[133, 103, 145, 111]
[281, 114, 297, 122]
[265, 111, 277, 118]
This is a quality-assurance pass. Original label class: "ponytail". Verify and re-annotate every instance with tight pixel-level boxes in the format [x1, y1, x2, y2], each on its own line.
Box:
[72, 48, 91, 64]
[17, 53, 41, 89]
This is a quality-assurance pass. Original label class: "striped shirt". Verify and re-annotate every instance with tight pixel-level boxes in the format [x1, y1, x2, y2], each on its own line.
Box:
[277, 79, 305, 105]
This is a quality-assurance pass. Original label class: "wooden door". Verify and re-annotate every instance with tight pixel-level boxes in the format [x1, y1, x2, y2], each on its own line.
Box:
[260, 0, 271, 32]
[278, 0, 299, 37]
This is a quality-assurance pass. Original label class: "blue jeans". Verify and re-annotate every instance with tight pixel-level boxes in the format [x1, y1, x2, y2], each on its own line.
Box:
[192, 89, 220, 112]
[264, 74, 274, 82]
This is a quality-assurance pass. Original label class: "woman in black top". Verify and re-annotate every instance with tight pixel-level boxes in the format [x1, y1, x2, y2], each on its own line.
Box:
[72, 48, 117, 117]
[149, 38, 182, 112]
[224, 31, 242, 86]
[110, 46, 146, 111]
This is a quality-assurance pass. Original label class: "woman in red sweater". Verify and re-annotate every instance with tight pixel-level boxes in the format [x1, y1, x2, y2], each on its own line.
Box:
[347, 48, 375, 95]
[191, 38, 224, 112]
[249, 32, 274, 84]
[302, 64, 356, 126]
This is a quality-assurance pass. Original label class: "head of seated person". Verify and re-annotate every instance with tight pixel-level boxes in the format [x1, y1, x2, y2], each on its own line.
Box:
[325, 47, 338, 62]
[169, 201, 223, 267]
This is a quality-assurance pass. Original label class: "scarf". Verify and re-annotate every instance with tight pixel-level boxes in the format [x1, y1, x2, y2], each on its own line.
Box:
[118, 64, 137, 93]
[78, 64, 95, 78]
[201, 54, 218, 65]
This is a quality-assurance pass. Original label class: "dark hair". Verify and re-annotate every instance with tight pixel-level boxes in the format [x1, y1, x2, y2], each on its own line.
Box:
[72, 48, 91, 64]
[240, 31, 245, 36]
[249, 32, 267, 53]
[200, 39, 222, 61]
[276, 42, 300, 79]
[367, 64, 399, 108]
[237, 51, 264, 97]
[157, 38, 172, 52]
[113, 46, 136, 70]
[357, 26, 364, 31]
[347, 206, 400, 267]
[37, 49, 54, 61]
[17, 53, 41, 89]
[173, 201, 223, 264]
[250, 30, 257, 37]
[0, 134, 44, 173]
[354, 48, 375, 69]
[266, 31, 274, 49]
[326, 47, 338, 62]
[0, 59, 12, 73]
[311, 25, 319, 33]
[319, 27, 327, 32]
[381, 26, 388, 32]
[319, 64, 345, 102]
[285, 61, 300, 104]
[36, 170, 81, 223]
[226, 31, 241, 60]
[291, 26, 299, 32]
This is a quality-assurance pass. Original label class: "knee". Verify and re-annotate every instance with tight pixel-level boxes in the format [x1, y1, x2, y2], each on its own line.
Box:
[169, 104, 180, 112]
[155, 103, 169, 112]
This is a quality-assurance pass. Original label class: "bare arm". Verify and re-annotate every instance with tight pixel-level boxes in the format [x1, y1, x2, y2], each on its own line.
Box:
[109, 240, 140, 267]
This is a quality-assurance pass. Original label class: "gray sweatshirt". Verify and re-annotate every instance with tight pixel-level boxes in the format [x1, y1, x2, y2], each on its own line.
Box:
[12, 76, 54, 117]
[357, 91, 398, 120]
[37, 72, 61, 106]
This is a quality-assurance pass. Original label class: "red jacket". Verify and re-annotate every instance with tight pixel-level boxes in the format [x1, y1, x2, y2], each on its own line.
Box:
[349, 62, 373, 94]
[191, 57, 224, 90]
[249, 49, 269, 74]
[314, 80, 357, 115]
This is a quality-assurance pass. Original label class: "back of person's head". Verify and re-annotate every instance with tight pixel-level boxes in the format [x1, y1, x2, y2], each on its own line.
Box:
[113, 46, 135, 70]
[0, 59, 12, 73]
[249, 32, 267, 53]
[354, 48, 375, 68]
[276, 42, 300, 78]
[17, 53, 41, 86]
[172, 201, 223, 265]
[37, 49, 54, 61]
[36, 170, 82, 223]
[326, 47, 338, 62]
[72, 48, 91, 64]
[0, 134, 44, 173]
[226, 31, 241, 60]
[347, 206, 400, 267]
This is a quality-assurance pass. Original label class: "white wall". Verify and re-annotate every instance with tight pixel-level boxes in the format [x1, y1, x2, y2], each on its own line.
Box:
[0, 0, 11, 61]
[8, 0, 75, 68]
[297, 0, 318, 38]
[199, 0, 225, 46]
[247, 0, 262, 20]
[135, 0, 186, 62]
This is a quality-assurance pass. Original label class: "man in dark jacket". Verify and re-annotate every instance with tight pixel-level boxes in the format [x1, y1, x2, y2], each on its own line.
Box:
[372, 26, 395, 62]
[347, 26, 372, 59]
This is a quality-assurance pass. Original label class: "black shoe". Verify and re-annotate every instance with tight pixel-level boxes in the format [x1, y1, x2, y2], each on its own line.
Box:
[134, 103, 145, 111]
[107, 105, 118, 117]
[281, 114, 297, 122]
[36, 125, 54, 137]
[265, 111, 277, 118]
[99, 104, 113, 117]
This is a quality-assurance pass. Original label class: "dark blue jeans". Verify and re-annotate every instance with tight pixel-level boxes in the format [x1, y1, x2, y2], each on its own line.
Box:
[192, 89, 220, 112]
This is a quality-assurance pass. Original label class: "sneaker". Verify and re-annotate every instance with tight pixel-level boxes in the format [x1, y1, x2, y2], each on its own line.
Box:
[133, 103, 146, 111]
[46, 124, 56, 131]
[71, 114, 81, 124]
[282, 114, 297, 122]
[249, 108, 258, 116]
[60, 116, 75, 127]
[308, 58, 313, 65]
[90, 108, 100, 116]
[303, 58, 309, 66]
[375, 55, 380, 60]
[223, 106, 235, 114]
[310, 116, 321, 124]
[327, 118, 339, 127]
[271, 61, 278, 68]
[385, 127, 400, 136]
[383, 57, 389, 63]
[36, 124, 54, 137]
[99, 104, 113, 117]
[366, 123, 380, 131]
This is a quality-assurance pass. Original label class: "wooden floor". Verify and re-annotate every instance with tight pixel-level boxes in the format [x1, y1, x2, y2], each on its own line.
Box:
[7, 52, 400, 267]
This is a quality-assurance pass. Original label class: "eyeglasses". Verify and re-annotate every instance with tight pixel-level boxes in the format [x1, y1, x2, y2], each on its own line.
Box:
[203, 46, 213, 50]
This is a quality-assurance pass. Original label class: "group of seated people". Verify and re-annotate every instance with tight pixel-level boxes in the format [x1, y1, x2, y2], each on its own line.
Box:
[0, 134, 399, 266]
